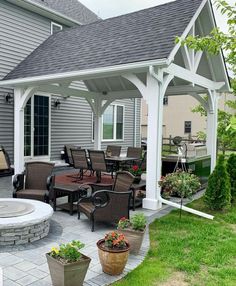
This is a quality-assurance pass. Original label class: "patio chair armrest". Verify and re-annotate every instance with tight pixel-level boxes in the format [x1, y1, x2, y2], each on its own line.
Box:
[13, 173, 24, 192]
[91, 190, 110, 209]
[46, 175, 55, 201]
[79, 184, 93, 199]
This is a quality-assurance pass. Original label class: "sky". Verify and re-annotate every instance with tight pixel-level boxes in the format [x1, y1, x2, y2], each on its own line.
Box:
[79, 0, 234, 33]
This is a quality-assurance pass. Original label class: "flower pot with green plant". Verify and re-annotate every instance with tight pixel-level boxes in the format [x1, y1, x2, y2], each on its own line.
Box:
[97, 231, 130, 275]
[46, 240, 90, 286]
[129, 165, 142, 183]
[117, 213, 147, 255]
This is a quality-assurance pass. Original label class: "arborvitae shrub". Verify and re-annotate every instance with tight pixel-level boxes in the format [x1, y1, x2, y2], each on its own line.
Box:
[227, 153, 236, 199]
[204, 155, 231, 210]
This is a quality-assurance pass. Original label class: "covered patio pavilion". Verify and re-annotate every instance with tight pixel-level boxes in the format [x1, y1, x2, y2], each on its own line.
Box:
[0, 0, 230, 213]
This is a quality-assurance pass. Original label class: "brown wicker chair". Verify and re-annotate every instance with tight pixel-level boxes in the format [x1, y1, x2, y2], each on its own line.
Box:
[64, 145, 80, 166]
[88, 150, 112, 182]
[121, 147, 143, 170]
[13, 162, 55, 203]
[78, 171, 134, 231]
[106, 145, 121, 157]
[71, 149, 90, 181]
[0, 146, 13, 177]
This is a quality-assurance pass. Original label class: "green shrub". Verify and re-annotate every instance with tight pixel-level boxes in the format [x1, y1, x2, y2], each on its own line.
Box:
[204, 155, 231, 210]
[227, 153, 236, 199]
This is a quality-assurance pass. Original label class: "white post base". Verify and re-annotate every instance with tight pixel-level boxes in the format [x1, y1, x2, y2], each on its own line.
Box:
[142, 198, 162, 210]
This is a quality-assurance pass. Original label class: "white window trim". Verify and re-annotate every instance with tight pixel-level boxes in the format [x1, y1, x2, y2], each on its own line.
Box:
[24, 92, 51, 160]
[51, 22, 63, 34]
[91, 104, 125, 142]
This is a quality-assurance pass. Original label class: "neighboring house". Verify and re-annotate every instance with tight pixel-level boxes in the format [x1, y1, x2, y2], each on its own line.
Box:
[141, 93, 234, 140]
[0, 0, 141, 162]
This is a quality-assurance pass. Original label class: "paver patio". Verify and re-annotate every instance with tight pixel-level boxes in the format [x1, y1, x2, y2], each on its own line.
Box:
[0, 173, 177, 286]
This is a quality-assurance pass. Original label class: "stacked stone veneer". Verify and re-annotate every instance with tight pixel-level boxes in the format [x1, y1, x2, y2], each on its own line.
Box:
[0, 220, 50, 246]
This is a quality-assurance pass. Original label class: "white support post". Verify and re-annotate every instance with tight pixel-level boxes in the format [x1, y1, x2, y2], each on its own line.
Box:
[14, 88, 25, 174]
[142, 74, 163, 210]
[206, 90, 219, 171]
[93, 98, 102, 150]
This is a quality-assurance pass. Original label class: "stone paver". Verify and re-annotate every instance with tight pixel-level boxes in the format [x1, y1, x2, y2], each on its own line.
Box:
[0, 174, 198, 286]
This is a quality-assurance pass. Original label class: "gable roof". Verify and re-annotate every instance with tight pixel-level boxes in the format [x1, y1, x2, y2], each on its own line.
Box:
[30, 0, 99, 24]
[4, 0, 204, 81]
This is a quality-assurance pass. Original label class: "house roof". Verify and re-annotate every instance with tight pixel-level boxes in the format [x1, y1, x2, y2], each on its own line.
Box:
[4, 0, 203, 81]
[30, 0, 99, 24]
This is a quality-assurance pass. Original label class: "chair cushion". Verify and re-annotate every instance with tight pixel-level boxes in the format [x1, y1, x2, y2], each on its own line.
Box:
[79, 202, 95, 218]
[16, 189, 46, 201]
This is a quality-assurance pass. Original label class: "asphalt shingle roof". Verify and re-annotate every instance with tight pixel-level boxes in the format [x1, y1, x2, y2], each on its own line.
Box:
[31, 0, 99, 24]
[4, 0, 203, 81]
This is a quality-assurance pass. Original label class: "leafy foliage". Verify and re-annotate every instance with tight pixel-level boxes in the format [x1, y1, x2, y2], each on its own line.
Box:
[49, 240, 85, 263]
[159, 169, 201, 198]
[178, 1, 236, 137]
[118, 213, 147, 232]
[227, 153, 236, 198]
[204, 155, 231, 210]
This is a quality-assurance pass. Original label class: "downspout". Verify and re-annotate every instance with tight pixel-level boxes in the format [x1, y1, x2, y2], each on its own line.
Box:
[149, 65, 214, 220]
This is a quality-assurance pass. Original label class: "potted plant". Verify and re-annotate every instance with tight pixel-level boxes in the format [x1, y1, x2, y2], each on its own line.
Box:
[159, 169, 201, 217]
[129, 165, 142, 183]
[117, 213, 147, 255]
[46, 240, 91, 286]
[97, 231, 130, 275]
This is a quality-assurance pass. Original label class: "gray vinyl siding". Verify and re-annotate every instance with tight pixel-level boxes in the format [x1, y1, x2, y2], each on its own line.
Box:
[0, 0, 57, 160]
[0, 87, 14, 159]
[0, 0, 141, 162]
[50, 96, 140, 160]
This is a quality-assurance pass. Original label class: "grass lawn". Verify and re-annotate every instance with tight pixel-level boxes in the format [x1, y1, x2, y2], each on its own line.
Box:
[114, 199, 236, 286]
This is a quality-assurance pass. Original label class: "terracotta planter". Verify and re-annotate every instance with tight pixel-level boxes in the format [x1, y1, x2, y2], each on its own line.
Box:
[118, 227, 146, 255]
[46, 253, 91, 286]
[97, 239, 130, 275]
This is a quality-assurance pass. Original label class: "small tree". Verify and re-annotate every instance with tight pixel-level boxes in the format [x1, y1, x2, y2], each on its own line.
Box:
[204, 155, 231, 210]
[227, 153, 236, 199]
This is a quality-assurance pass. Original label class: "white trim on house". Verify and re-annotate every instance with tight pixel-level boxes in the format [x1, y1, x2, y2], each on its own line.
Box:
[51, 22, 63, 34]
[6, 0, 83, 26]
[0, 58, 169, 87]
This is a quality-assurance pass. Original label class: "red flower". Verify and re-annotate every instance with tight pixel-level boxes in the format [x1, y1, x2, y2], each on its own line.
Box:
[120, 217, 126, 221]
[132, 165, 139, 172]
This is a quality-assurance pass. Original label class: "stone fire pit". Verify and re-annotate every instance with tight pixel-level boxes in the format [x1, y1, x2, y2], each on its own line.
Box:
[0, 198, 53, 246]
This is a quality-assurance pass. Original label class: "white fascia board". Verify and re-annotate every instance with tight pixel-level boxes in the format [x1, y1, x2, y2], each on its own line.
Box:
[168, 0, 208, 63]
[6, 0, 82, 26]
[0, 58, 168, 88]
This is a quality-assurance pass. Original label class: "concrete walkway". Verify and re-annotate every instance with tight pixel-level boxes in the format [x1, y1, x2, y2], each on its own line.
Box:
[0, 175, 179, 286]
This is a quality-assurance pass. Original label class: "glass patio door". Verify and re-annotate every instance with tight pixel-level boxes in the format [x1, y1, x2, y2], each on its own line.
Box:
[24, 95, 50, 158]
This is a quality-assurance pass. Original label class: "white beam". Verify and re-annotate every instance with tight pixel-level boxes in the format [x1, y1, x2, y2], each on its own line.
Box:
[14, 88, 25, 174]
[166, 63, 225, 90]
[38, 85, 96, 99]
[206, 90, 219, 171]
[166, 85, 207, 96]
[93, 98, 102, 150]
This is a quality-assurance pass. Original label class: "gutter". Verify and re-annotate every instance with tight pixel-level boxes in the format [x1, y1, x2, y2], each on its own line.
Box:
[6, 0, 83, 26]
[0, 58, 168, 87]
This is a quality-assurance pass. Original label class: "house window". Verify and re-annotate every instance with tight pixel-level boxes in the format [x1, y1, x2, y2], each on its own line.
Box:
[103, 105, 124, 140]
[184, 121, 192, 133]
[51, 22, 63, 34]
[92, 105, 124, 141]
[163, 96, 168, 105]
[24, 95, 50, 157]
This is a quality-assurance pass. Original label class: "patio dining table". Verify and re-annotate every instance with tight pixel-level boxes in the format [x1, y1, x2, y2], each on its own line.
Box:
[105, 156, 139, 170]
